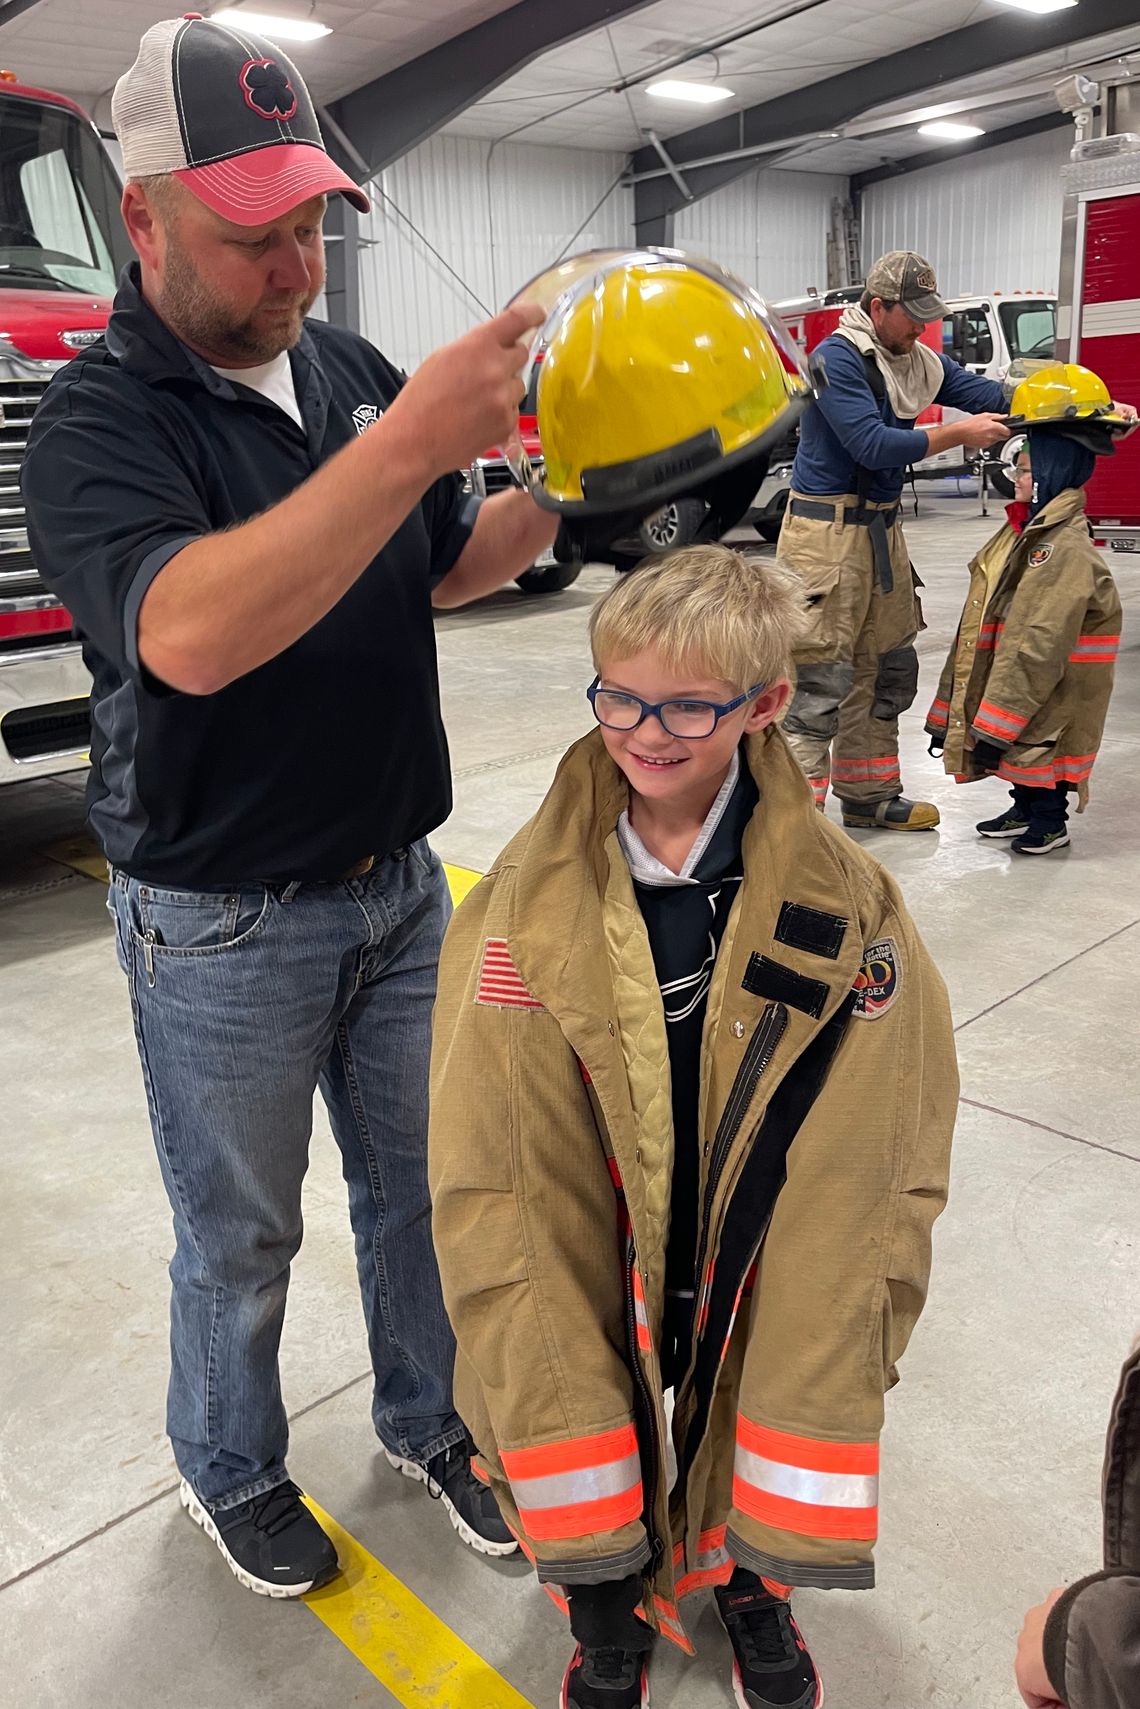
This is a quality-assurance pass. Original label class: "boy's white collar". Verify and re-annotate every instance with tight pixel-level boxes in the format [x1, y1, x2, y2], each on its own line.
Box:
[618, 748, 741, 888]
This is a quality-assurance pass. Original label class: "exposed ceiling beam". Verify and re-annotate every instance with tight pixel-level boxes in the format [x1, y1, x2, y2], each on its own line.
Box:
[328, 0, 660, 177]
[850, 110, 1072, 193]
[631, 0, 1138, 238]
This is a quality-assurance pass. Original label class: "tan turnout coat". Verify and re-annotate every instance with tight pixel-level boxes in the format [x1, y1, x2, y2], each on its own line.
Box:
[428, 728, 958, 1647]
[925, 489, 1121, 806]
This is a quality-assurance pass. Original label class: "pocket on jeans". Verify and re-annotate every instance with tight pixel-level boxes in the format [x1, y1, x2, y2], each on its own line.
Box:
[135, 883, 270, 954]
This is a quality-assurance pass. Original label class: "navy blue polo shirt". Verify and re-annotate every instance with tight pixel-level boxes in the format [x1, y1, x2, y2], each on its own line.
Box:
[22, 265, 479, 887]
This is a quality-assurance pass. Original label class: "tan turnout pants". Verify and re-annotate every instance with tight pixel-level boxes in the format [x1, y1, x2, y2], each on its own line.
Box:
[777, 491, 923, 808]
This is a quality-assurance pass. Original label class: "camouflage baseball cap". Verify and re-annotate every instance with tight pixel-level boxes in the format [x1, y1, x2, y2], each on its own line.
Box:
[865, 251, 947, 324]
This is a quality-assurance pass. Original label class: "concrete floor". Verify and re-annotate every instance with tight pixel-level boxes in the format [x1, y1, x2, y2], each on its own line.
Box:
[2, 489, 1138, 1708]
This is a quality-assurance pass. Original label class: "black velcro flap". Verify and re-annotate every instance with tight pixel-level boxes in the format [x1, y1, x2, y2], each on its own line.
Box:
[742, 954, 829, 1019]
[775, 900, 848, 960]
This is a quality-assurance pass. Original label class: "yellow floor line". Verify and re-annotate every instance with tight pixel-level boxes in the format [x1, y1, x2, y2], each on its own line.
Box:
[38, 842, 483, 909]
[302, 1496, 535, 1708]
[40, 835, 109, 883]
[443, 862, 482, 906]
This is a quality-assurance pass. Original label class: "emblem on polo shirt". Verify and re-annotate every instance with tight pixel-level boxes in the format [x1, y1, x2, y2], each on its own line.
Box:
[852, 938, 900, 1020]
[352, 403, 382, 435]
[1028, 544, 1053, 566]
[352, 401, 382, 434]
[239, 57, 298, 121]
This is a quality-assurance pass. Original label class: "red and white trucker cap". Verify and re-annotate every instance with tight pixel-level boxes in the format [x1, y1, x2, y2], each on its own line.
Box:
[112, 13, 370, 225]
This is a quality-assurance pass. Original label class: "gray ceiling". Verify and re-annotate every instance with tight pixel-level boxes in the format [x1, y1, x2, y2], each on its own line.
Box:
[0, 0, 1135, 178]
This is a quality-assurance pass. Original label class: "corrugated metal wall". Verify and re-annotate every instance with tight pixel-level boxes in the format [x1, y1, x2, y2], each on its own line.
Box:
[356, 134, 631, 370]
[861, 127, 1072, 297]
[673, 166, 848, 300]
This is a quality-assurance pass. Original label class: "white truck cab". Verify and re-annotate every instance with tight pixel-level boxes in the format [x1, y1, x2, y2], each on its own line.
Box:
[923, 291, 1057, 491]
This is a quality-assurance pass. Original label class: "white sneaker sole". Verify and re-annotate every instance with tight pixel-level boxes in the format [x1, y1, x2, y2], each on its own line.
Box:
[179, 1479, 338, 1599]
[977, 826, 1027, 839]
[383, 1449, 519, 1558]
[560, 1656, 651, 1708]
[731, 1657, 824, 1709]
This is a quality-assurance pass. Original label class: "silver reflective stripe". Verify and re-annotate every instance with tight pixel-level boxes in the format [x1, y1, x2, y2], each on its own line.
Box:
[696, 1543, 731, 1572]
[634, 1293, 649, 1329]
[736, 1447, 878, 1510]
[511, 1449, 641, 1513]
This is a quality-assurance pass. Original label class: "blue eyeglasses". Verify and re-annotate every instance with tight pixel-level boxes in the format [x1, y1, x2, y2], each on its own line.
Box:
[587, 676, 767, 740]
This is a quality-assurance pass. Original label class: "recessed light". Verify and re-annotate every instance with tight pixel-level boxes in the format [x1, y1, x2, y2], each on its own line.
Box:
[918, 121, 986, 140]
[211, 9, 332, 41]
[644, 80, 734, 105]
[990, 0, 1077, 14]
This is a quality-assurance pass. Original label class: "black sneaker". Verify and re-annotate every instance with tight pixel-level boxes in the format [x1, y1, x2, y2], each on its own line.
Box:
[180, 1477, 340, 1598]
[385, 1437, 518, 1558]
[976, 808, 1029, 839]
[715, 1581, 822, 1709]
[1011, 827, 1070, 856]
[561, 1644, 650, 1709]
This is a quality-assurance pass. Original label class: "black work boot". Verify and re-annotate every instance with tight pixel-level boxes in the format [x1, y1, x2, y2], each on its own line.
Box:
[841, 796, 939, 831]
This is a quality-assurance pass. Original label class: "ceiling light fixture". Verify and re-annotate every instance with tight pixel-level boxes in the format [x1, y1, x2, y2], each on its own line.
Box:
[645, 80, 734, 105]
[990, 0, 1078, 15]
[211, 9, 332, 41]
[918, 120, 986, 139]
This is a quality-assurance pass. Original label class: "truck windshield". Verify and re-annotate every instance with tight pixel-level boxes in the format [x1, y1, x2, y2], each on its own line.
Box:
[0, 91, 127, 295]
[998, 300, 1056, 362]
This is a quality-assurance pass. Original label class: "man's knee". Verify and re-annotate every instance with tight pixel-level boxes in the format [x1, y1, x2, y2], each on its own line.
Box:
[786, 660, 856, 740]
[871, 643, 918, 721]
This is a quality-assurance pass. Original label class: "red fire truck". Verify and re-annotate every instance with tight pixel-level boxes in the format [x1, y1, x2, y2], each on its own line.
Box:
[0, 73, 125, 790]
[1055, 69, 1140, 550]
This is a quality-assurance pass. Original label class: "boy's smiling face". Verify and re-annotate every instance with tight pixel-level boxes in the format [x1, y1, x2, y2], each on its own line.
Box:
[594, 648, 789, 811]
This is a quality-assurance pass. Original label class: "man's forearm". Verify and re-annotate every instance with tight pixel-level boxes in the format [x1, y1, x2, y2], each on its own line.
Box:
[138, 401, 435, 695]
[431, 489, 560, 610]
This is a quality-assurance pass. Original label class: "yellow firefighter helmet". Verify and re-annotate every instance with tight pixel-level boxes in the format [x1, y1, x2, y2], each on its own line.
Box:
[1007, 362, 1133, 450]
[514, 250, 814, 514]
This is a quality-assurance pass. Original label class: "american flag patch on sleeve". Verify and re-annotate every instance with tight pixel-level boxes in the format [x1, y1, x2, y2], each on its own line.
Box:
[475, 938, 545, 1011]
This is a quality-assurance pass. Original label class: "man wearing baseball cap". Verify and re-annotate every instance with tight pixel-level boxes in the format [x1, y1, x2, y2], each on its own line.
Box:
[778, 250, 1010, 831]
[22, 14, 557, 1598]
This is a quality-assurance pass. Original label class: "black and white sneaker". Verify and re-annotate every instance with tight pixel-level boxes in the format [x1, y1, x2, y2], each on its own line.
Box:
[384, 1436, 518, 1558]
[561, 1644, 650, 1709]
[180, 1477, 340, 1598]
[976, 808, 1029, 839]
[1011, 827, 1070, 856]
[715, 1579, 822, 1709]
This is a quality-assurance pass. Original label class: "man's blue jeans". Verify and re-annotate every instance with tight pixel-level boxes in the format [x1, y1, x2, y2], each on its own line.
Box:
[107, 843, 464, 1510]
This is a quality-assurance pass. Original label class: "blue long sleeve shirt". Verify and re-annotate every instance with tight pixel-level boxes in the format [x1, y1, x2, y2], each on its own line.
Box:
[791, 335, 1006, 503]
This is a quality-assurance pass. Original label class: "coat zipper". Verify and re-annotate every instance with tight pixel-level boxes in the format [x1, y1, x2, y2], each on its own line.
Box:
[690, 1001, 789, 1349]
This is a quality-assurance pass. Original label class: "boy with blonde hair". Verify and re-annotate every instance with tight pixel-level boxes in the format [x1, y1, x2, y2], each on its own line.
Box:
[429, 545, 958, 1709]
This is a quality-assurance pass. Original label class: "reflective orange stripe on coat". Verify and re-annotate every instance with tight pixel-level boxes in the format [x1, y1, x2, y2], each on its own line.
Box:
[973, 699, 1028, 741]
[631, 1265, 651, 1352]
[501, 1425, 642, 1541]
[1069, 633, 1119, 663]
[926, 697, 950, 729]
[734, 1417, 879, 1541]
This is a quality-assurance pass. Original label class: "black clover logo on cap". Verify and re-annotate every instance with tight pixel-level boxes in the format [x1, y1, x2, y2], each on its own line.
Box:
[239, 56, 298, 121]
